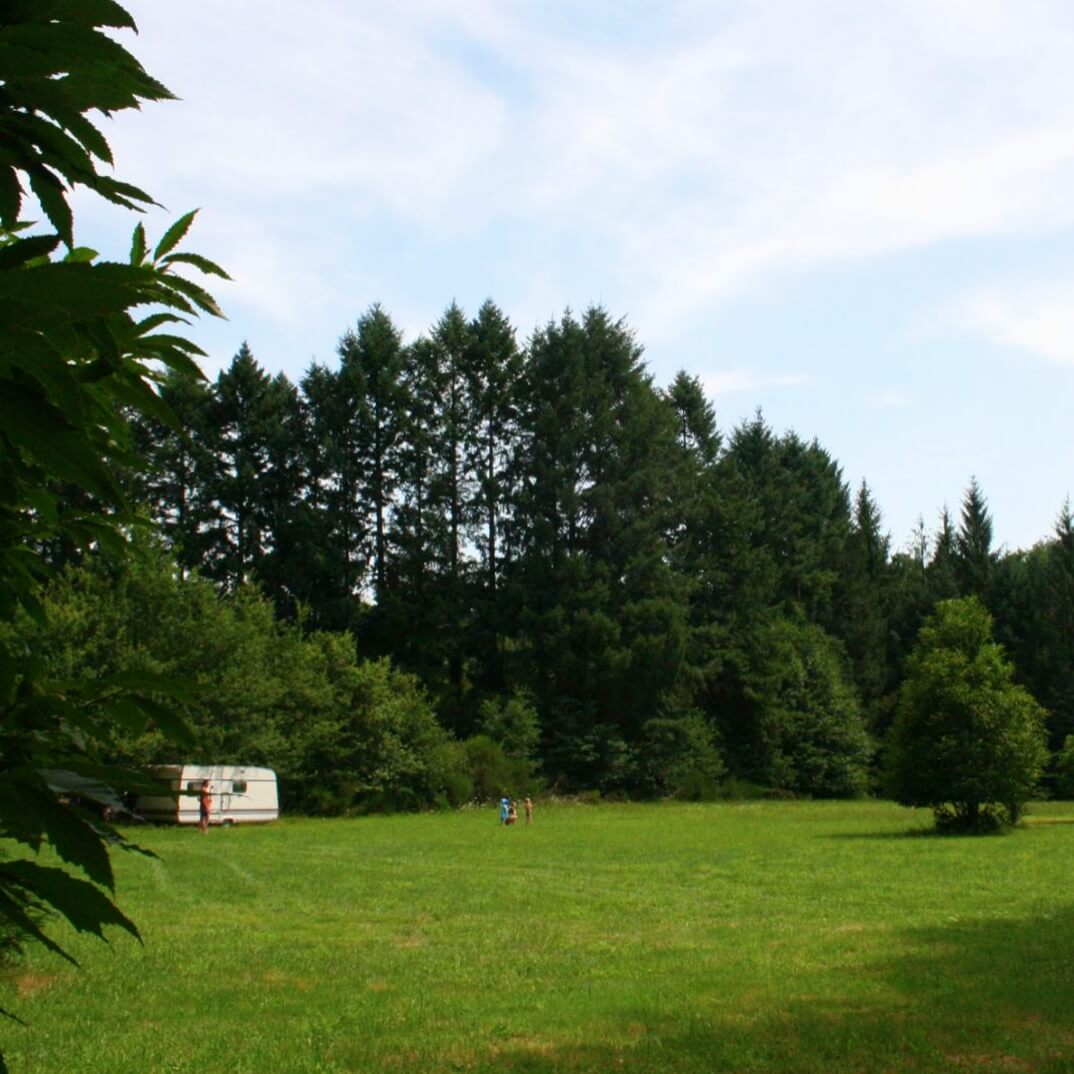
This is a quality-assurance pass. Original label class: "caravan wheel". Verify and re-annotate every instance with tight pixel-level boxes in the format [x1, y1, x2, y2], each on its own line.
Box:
[222, 818, 235, 828]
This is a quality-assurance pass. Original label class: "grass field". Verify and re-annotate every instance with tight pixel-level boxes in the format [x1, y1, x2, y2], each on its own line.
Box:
[4, 800, 1074, 1073]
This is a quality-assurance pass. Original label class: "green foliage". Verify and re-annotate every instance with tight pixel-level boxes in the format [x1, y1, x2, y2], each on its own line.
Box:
[742, 618, 873, 798]
[0, 0, 226, 1015]
[886, 597, 1048, 831]
[1052, 735, 1074, 800]
[1, 548, 466, 817]
[476, 690, 540, 763]
[637, 713, 726, 799]
[460, 735, 535, 802]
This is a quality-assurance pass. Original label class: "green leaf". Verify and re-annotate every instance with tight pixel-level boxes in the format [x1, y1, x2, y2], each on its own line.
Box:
[0, 261, 151, 320]
[160, 251, 231, 279]
[0, 861, 141, 943]
[6, 113, 97, 186]
[0, 386, 123, 500]
[134, 311, 189, 334]
[63, 245, 97, 263]
[27, 166, 73, 247]
[50, 0, 138, 31]
[0, 165, 23, 226]
[131, 696, 195, 748]
[4, 780, 114, 890]
[129, 222, 146, 265]
[104, 370, 176, 428]
[152, 209, 197, 262]
[0, 233, 60, 269]
[153, 349, 205, 379]
[92, 174, 156, 211]
[137, 332, 207, 356]
[0, 886, 77, 965]
[158, 271, 225, 318]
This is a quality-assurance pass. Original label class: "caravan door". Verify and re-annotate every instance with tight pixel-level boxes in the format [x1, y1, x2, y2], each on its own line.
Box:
[216, 776, 232, 823]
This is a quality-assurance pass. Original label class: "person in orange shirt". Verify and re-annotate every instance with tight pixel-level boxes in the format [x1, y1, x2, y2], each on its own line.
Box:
[199, 781, 212, 834]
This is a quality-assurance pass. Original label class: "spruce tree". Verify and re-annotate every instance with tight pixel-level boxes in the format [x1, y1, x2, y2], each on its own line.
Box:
[955, 477, 997, 598]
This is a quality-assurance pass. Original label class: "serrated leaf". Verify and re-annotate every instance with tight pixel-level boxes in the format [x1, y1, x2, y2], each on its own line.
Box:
[93, 174, 156, 210]
[0, 861, 140, 943]
[129, 221, 146, 266]
[8, 780, 114, 889]
[159, 272, 225, 318]
[6, 113, 96, 186]
[0, 165, 23, 226]
[160, 251, 231, 280]
[50, 0, 138, 31]
[105, 371, 176, 428]
[152, 209, 197, 262]
[0, 887, 77, 965]
[131, 696, 194, 748]
[133, 311, 188, 334]
[97, 695, 150, 734]
[0, 387, 121, 499]
[27, 166, 73, 247]
[0, 42, 66, 79]
[0, 233, 60, 269]
[154, 349, 206, 380]
[138, 332, 206, 355]
[63, 245, 97, 263]
[0, 261, 151, 320]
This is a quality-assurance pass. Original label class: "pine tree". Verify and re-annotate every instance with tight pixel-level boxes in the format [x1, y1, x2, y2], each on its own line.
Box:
[510, 309, 689, 788]
[463, 301, 522, 695]
[928, 505, 959, 601]
[955, 477, 996, 598]
[836, 480, 892, 722]
[129, 368, 217, 575]
[201, 344, 277, 589]
[298, 359, 368, 630]
[665, 370, 720, 465]
[337, 305, 406, 605]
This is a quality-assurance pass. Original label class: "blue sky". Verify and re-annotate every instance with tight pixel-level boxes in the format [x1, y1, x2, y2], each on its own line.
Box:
[78, 0, 1074, 552]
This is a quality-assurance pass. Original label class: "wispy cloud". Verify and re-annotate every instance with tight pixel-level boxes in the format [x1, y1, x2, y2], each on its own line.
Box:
[955, 281, 1074, 367]
[701, 369, 810, 397]
[107, 0, 1074, 350]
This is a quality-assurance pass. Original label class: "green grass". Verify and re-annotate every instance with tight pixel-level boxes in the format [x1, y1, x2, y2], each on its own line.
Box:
[5, 800, 1074, 1073]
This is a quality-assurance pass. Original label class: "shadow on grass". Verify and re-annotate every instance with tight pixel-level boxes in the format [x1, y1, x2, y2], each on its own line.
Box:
[471, 908, 1074, 1074]
[824, 827, 1012, 840]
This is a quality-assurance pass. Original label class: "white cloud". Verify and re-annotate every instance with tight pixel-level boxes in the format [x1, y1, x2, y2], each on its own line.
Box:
[700, 369, 809, 397]
[101, 0, 1074, 349]
[956, 282, 1074, 367]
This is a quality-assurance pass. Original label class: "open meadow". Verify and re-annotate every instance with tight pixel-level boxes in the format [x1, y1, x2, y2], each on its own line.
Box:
[5, 800, 1074, 1074]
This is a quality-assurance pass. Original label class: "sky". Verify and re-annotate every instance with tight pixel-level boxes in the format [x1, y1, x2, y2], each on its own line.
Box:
[76, 0, 1074, 553]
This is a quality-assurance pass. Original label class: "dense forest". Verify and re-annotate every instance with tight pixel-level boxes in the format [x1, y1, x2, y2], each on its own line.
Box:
[12, 301, 1074, 811]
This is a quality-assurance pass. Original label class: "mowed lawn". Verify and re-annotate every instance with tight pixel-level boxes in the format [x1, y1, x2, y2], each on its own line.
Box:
[5, 800, 1074, 1074]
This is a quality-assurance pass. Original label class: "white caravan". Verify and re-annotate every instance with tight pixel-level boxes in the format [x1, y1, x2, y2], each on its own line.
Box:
[137, 764, 279, 826]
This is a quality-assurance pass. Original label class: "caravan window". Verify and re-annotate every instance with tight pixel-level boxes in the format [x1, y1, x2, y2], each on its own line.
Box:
[232, 781, 248, 794]
[185, 781, 200, 793]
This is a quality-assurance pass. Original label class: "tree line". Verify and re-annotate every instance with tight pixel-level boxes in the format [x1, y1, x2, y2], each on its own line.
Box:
[25, 300, 1069, 808]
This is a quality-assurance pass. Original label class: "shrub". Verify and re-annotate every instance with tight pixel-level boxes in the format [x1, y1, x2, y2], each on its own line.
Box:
[638, 713, 725, 799]
[886, 597, 1048, 832]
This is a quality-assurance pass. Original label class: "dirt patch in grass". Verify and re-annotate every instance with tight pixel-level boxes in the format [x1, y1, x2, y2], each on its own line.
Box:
[262, 968, 311, 991]
[15, 973, 67, 998]
[944, 1055, 1035, 1073]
